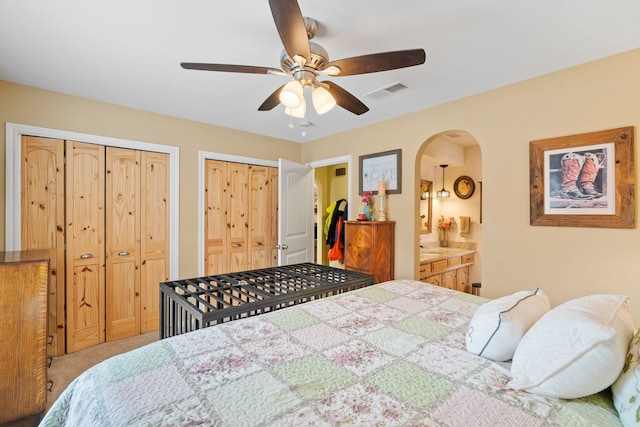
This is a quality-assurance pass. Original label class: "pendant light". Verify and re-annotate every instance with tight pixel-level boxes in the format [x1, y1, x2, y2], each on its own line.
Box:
[437, 164, 450, 198]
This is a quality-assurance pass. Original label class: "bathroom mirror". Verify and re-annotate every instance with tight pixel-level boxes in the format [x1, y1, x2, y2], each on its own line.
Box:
[420, 180, 433, 234]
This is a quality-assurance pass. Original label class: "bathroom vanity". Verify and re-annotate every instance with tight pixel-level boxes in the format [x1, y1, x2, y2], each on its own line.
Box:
[419, 247, 475, 293]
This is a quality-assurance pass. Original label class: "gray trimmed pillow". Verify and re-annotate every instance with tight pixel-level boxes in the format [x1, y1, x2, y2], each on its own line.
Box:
[465, 288, 549, 362]
[509, 294, 634, 399]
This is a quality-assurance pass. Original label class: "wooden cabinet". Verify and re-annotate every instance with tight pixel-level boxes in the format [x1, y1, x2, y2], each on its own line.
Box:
[0, 251, 49, 425]
[420, 252, 474, 293]
[205, 160, 278, 275]
[344, 221, 395, 283]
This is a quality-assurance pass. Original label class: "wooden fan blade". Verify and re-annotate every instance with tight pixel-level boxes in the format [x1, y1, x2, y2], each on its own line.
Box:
[180, 63, 283, 75]
[258, 85, 284, 111]
[324, 49, 426, 76]
[268, 0, 310, 62]
[324, 81, 369, 115]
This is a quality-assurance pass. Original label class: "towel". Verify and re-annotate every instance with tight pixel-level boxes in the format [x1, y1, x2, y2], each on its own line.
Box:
[459, 216, 470, 237]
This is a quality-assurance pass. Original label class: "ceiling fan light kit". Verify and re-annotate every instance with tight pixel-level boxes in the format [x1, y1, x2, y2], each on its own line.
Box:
[280, 80, 304, 108]
[180, 0, 426, 119]
[285, 101, 306, 118]
[311, 84, 336, 114]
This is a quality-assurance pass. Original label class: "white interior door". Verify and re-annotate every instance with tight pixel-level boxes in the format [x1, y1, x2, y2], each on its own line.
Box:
[278, 158, 314, 265]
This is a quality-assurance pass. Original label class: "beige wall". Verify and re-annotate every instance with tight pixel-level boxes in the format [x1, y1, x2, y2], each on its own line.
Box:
[0, 80, 302, 277]
[3, 48, 639, 324]
[302, 48, 640, 324]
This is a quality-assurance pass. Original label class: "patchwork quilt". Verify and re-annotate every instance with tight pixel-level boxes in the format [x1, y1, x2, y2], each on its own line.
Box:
[41, 280, 622, 426]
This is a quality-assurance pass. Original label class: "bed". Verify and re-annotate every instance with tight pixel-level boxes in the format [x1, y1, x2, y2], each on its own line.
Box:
[40, 279, 625, 426]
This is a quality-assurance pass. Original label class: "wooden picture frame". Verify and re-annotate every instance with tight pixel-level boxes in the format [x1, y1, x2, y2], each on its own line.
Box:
[359, 149, 402, 194]
[530, 126, 635, 228]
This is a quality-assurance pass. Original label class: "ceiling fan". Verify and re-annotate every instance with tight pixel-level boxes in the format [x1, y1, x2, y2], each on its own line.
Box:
[180, 0, 426, 117]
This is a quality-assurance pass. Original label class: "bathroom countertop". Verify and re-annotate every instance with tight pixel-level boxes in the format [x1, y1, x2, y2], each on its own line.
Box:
[419, 247, 476, 263]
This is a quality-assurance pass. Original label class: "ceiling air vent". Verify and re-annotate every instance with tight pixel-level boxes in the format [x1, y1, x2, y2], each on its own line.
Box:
[365, 81, 408, 99]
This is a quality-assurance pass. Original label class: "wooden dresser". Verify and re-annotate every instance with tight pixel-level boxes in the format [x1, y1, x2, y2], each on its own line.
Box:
[344, 221, 395, 283]
[0, 250, 49, 426]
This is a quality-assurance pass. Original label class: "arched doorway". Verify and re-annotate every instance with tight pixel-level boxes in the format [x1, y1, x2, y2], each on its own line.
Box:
[415, 130, 483, 287]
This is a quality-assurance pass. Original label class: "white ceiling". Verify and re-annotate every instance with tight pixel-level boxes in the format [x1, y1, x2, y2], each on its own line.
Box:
[1, 1, 639, 143]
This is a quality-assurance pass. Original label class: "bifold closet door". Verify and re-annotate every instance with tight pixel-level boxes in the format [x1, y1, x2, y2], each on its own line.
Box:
[249, 165, 270, 269]
[21, 136, 66, 356]
[269, 168, 279, 266]
[105, 147, 141, 341]
[205, 160, 226, 275]
[139, 151, 170, 333]
[204, 160, 249, 274]
[226, 162, 249, 272]
[205, 160, 278, 275]
[105, 148, 169, 339]
[65, 141, 106, 353]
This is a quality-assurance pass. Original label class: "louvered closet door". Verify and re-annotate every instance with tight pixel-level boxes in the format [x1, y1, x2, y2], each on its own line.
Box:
[65, 141, 106, 352]
[105, 147, 141, 341]
[21, 136, 66, 356]
[205, 160, 226, 275]
[140, 151, 170, 332]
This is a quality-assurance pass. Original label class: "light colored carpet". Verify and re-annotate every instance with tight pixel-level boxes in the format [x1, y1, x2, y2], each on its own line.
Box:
[47, 331, 158, 411]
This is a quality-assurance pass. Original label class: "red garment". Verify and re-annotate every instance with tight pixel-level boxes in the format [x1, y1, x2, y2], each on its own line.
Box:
[327, 216, 344, 261]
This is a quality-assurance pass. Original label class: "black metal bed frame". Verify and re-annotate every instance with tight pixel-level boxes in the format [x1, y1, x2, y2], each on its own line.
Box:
[159, 263, 373, 339]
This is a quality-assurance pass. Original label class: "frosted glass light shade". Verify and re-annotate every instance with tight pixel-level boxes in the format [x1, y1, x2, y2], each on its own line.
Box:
[285, 100, 306, 118]
[437, 189, 450, 198]
[280, 80, 303, 108]
[312, 85, 336, 114]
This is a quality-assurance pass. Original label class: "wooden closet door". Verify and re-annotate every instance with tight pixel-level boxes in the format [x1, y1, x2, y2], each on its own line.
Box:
[249, 165, 270, 269]
[140, 151, 169, 332]
[65, 141, 105, 352]
[226, 162, 248, 272]
[21, 136, 65, 356]
[205, 160, 227, 275]
[269, 167, 279, 267]
[105, 147, 141, 341]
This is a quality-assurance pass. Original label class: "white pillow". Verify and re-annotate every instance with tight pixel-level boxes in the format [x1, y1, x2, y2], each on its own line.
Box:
[612, 328, 640, 427]
[509, 294, 635, 399]
[466, 288, 550, 362]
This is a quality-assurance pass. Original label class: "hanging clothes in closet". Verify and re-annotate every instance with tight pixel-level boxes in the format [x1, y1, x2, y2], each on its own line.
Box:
[325, 199, 348, 261]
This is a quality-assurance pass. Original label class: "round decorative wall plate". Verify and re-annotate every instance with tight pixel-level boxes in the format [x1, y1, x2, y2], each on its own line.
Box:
[454, 176, 475, 199]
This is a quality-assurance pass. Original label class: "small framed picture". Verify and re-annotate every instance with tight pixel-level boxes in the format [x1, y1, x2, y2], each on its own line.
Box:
[359, 149, 402, 194]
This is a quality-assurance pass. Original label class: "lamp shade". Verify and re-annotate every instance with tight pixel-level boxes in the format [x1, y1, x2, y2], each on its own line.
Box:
[437, 164, 450, 198]
[285, 100, 306, 118]
[312, 85, 336, 115]
[280, 80, 303, 108]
